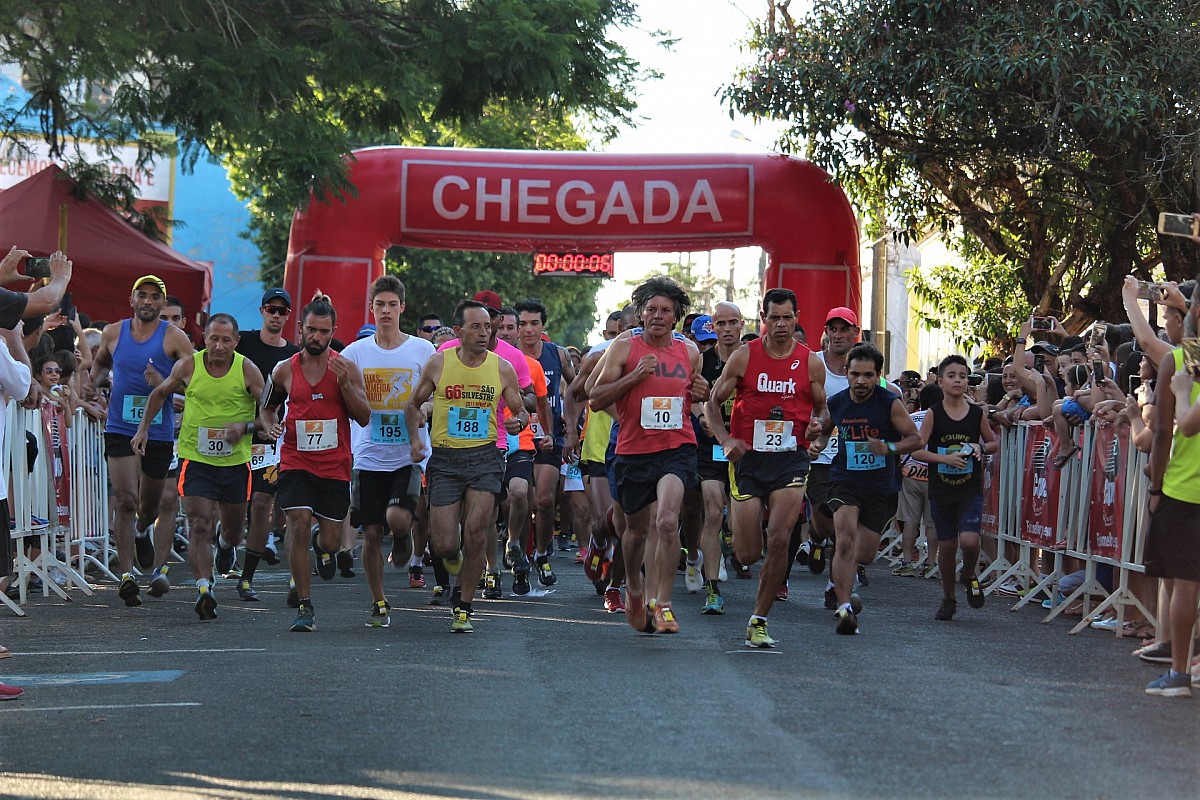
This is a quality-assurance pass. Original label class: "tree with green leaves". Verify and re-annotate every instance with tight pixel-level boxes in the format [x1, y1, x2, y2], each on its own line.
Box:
[724, 0, 1200, 347]
[0, 0, 652, 239]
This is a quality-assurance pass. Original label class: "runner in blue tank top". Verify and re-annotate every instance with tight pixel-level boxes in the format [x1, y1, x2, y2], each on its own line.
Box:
[90, 275, 194, 608]
[816, 342, 921, 636]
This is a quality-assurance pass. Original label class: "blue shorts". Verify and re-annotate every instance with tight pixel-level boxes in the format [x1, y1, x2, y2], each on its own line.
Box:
[1061, 398, 1090, 422]
[929, 492, 984, 542]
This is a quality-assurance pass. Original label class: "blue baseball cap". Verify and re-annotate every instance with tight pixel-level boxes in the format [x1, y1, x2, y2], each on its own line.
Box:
[690, 314, 717, 342]
[356, 323, 376, 339]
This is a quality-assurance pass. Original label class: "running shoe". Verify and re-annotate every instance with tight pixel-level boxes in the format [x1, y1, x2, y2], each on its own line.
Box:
[263, 541, 280, 566]
[891, 561, 916, 577]
[337, 549, 355, 578]
[653, 603, 679, 634]
[626, 590, 648, 633]
[583, 543, 608, 582]
[429, 585, 446, 605]
[718, 559, 727, 582]
[450, 606, 473, 633]
[286, 582, 299, 608]
[963, 574, 985, 608]
[290, 602, 315, 632]
[935, 597, 956, 621]
[593, 577, 607, 596]
[0, 682, 24, 701]
[735, 560, 752, 580]
[1145, 670, 1192, 698]
[118, 574, 142, 607]
[408, 566, 426, 589]
[745, 619, 776, 648]
[835, 604, 859, 635]
[1136, 641, 1173, 665]
[134, 532, 154, 571]
[535, 556, 557, 587]
[311, 531, 336, 580]
[390, 531, 413, 570]
[684, 552, 704, 593]
[508, 542, 530, 575]
[512, 572, 531, 596]
[366, 600, 391, 628]
[917, 562, 937, 579]
[195, 586, 217, 621]
[850, 592, 863, 614]
[482, 572, 502, 600]
[857, 564, 869, 587]
[443, 550, 463, 577]
[775, 582, 789, 602]
[603, 587, 626, 613]
[236, 580, 259, 602]
[702, 586, 725, 615]
[796, 541, 811, 566]
[215, 542, 236, 577]
[808, 540, 826, 574]
[823, 587, 837, 610]
[147, 566, 170, 598]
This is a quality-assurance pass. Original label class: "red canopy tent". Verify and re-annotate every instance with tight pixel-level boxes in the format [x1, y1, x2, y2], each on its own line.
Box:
[0, 165, 211, 338]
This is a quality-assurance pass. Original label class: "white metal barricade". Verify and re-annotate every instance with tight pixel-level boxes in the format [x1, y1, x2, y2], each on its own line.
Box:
[66, 407, 115, 580]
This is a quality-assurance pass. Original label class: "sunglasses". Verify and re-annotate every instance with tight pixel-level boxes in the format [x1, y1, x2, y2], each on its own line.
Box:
[261, 306, 290, 316]
[420, 325, 440, 333]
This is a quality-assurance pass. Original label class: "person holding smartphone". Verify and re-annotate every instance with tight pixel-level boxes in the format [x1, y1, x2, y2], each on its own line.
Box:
[0, 248, 73, 327]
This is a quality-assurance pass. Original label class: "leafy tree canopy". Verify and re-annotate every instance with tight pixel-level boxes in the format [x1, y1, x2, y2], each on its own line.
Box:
[725, 0, 1200, 347]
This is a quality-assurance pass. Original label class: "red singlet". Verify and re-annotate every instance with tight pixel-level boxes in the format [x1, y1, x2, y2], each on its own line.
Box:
[279, 352, 354, 481]
[615, 335, 697, 456]
[730, 339, 815, 450]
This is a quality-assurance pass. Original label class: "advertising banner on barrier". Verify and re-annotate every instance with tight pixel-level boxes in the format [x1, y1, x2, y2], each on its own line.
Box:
[1020, 425, 1060, 547]
[980, 426, 1002, 535]
[40, 403, 71, 526]
[1087, 423, 1127, 560]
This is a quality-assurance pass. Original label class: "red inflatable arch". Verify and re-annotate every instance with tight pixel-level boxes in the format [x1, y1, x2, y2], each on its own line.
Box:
[284, 146, 859, 340]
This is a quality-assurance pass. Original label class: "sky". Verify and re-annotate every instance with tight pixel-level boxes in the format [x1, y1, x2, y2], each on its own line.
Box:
[586, 0, 793, 340]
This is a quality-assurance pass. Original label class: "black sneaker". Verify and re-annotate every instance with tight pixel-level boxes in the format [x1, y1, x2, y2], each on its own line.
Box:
[507, 542, 530, 575]
[796, 541, 811, 566]
[512, 571, 531, 596]
[962, 574, 985, 609]
[735, 560, 752, 580]
[823, 587, 837, 610]
[390, 531, 413, 570]
[850, 592, 863, 614]
[835, 605, 858, 635]
[1136, 641, 1174, 665]
[312, 531, 336, 580]
[856, 564, 869, 588]
[134, 534, 155, 571]
[286, 583, 299, 608]
[428, 585, 446, 605]
[118, 574, 142, 607]
[147, 566, 170, 598]
[535, 556, 557, 587]
[236, 580, 259, 601]
[482, 572, 502, 600]
[808, 540, 826, 575]
[215, 543, 236, 577]
[290, 602, 315, 632]
[195, 586, 218, 621]
[336, 549, 355, 578]
[935, 597, 957, 621]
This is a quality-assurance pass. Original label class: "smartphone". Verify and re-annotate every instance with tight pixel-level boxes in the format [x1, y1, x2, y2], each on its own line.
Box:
[1090, 322, 1108, 346]
[60, 291, 75, 321]
[1033, 354, 1045, 372]
[1092, 359, 1105, 385]
[1136, 281, 1159, 301]
[967, 373, 984, 387]
[1031, 317, 1052, 332]
[1128, 375, 1142, 395]
[1182, 337, 1200, 378]
[1158, 212, 1200, 238]
[25, 256, 51, 279]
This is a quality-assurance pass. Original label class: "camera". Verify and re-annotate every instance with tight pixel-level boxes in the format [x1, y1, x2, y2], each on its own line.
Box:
[903, 376, 921, 389]
[25, 256, 51, 279]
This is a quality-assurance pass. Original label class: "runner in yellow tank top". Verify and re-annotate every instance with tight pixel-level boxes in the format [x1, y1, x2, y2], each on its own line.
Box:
[407, 300, 528, 633]
[132, 314, 266, 621]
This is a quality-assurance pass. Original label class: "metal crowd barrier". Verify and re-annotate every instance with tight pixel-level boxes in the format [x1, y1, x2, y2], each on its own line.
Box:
[978, 420, 1153, 635]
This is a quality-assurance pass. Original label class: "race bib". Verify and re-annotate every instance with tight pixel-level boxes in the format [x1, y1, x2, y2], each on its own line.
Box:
[846, 441, 885, 471]
[369, 411, 409, 444]
[640, 397, 682, 430]
[753, 419, 796, 452]
[250, 443, 279, 470]
[529, 413, 545, 439]
[506, 432, 520, 453]
[712, 444, 729, 463]
[448, 406, 490, 440]
[560, 460, 585, 492]
[937, 445, 974, 476]
[296, 419, 338, 452]
[122, 395, 162, 426]
[198, 426, 234, 458]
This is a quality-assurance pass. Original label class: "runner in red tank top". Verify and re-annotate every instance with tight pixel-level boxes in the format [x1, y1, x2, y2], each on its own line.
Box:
[259, 293, 370, 633]
[705, 288, 828, 648]
[590, 276, 709, 635]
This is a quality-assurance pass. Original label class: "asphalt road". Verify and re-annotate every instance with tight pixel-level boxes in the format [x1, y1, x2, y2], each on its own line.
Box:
[0, 542, 1196, 800]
